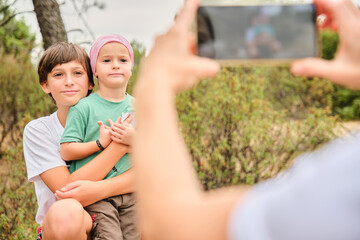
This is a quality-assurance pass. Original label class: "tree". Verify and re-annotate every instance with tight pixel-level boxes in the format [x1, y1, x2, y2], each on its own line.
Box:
[32, 0, 67, 49]
[0, 0, 35, 56]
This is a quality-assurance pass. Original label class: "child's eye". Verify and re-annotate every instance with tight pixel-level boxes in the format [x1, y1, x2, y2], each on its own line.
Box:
[54, 73, 62, 77]
[121, 59, 128, 63]
[103, 59, 110, 63]
[74, 71, 83, 75]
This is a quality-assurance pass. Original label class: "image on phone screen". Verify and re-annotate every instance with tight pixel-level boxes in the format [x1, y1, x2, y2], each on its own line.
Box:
[197, 4, 317, 61]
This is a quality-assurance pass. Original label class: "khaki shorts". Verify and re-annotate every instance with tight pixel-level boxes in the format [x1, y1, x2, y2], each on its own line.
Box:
[85, 193, 140, 240]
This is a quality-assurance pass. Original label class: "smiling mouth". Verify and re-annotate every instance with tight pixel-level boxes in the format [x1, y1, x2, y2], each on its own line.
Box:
[62, 90, 79, 94]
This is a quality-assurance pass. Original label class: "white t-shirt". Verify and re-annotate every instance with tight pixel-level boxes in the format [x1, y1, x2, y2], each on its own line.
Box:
[228, 133, 360, 240]
[23, 112, 66, 225]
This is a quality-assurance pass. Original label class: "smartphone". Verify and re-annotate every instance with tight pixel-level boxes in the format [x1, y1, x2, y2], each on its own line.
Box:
[197, 0, 318, 64]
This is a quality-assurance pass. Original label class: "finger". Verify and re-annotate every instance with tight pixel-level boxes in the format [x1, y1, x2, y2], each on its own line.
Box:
[111, 128, 126, 136]
[115, 124, 128, 131]
[108, 118, 114, 127]
[124, 114, 134, 124]
[111, 123, 123, 132]
[315, 0, 359, 25]
[111, 135, 123, 144]
[54, 192, 62, 200]
[97, 121, 104, 128]
[55, 190, 73, 199]
[116, 116, 122, 124]
[60, 181, 80, 192]
[120, 123, 132, 128]
[291, 58, 351, 85]
[110, 129, 122, 139]
[187, 56, 220, 79]
[170, 0, 199, 34]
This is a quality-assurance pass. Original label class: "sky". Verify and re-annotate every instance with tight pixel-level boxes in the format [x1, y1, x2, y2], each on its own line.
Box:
[12, 0, 360, 61]
[13, 0, 184, 59]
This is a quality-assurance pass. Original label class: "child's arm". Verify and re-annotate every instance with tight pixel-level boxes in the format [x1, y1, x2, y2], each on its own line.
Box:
[60, 120, 112, 161]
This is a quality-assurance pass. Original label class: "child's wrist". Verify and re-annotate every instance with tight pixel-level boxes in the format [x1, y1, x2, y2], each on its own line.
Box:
[96, 139, 105, 151]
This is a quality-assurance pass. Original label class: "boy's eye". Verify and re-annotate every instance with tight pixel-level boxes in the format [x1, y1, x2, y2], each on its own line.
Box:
[74, 71, 83, 75]
[54, 73, 62, 77]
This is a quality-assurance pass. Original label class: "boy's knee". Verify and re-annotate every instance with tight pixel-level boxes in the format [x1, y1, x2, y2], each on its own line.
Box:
[43, 199, 89, 240]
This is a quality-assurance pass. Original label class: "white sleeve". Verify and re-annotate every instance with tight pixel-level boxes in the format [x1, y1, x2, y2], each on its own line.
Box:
[23, 120, 66, 182]
[228, 135, 360, 240]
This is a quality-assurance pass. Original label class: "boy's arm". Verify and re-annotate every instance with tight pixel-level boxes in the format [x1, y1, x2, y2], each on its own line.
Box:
[40, 141, 129, 193]
[54, 168, 135, 207]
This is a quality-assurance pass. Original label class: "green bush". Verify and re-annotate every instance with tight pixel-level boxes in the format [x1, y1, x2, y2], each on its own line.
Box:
[0, 51, 55, 152]
[0, 116, 37, 239]
[177, 67, 337, 189]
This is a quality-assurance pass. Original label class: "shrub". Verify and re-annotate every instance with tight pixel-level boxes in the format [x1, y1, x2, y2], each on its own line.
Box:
[177, 67, 337, 189]
[0, 51, 55, 152]
[0, 116, 37, 239]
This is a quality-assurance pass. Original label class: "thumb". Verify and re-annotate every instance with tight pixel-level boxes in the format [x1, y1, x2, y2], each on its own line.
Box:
[98, 121, 104, 129]
[291, 58, 334, 79]
[60, 181, 80, 192]
[188, 56, 220, 79]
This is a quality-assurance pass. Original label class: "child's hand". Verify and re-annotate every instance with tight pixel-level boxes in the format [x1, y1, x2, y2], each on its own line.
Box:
[110, 122, 136, 146]
[98, 121, 111, 148]
[107, 114, 135, 146]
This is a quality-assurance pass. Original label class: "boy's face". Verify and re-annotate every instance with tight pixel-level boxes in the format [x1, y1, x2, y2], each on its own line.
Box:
[95, 42, 132, 89]
[41, 60, 93, 108]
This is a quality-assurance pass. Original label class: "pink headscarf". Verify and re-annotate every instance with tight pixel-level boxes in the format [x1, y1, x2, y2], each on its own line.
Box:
[90, 34, 134, 75]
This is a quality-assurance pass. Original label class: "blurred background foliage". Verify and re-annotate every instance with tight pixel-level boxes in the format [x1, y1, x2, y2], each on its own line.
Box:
[0, 2, 355, 238]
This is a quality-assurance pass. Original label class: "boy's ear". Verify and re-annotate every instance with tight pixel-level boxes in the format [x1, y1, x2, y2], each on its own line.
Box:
[88, 82, 94, 90]
[40, 82, 51, 94]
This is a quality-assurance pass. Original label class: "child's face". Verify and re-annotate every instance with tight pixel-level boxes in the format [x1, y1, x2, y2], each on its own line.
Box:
[95, 42, 132, 88]
[41, 60, 93, 108]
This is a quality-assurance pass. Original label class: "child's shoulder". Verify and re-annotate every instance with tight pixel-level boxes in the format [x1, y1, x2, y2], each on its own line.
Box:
[73, 93, 98, 108]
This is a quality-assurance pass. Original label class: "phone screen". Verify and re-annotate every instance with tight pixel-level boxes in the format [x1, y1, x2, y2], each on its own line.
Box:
[197, 4, 317, 61]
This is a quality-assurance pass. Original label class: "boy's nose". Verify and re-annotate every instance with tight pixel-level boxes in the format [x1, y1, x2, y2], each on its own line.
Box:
[64, 75, 75, 85]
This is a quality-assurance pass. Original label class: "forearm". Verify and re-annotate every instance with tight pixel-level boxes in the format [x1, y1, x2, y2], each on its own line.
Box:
[134, 84, 206, 238]
[95, 169, 135, 200]
[67, 141, 128, 183]
[54, 169, 136, 207]
[60, 141, 99, 161]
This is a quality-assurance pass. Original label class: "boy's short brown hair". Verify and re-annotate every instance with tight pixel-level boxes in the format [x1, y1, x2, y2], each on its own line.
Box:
[38, 42, 94, 98]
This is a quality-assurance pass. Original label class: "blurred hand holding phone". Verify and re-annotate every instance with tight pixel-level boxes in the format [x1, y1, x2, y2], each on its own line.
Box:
[197, 0, 318, 64]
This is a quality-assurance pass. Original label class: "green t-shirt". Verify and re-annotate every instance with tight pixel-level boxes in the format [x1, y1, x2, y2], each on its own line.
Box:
[60, 92, 133, 179]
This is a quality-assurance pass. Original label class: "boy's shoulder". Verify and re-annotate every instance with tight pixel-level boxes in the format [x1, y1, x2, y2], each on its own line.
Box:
[24, 112, 62, 140]
[25, 112, 58, 131]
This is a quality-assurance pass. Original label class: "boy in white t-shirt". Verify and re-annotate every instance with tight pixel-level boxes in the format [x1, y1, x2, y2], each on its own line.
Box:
[23, 42, 133, 240]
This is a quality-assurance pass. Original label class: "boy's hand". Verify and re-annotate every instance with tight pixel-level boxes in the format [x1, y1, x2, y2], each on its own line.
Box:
[110, 122, 136, 146]
[98, 121, 111, 148]
[55, 180, 104, 207]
